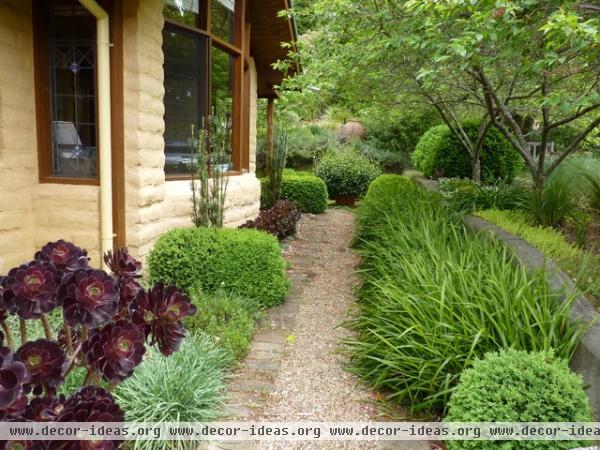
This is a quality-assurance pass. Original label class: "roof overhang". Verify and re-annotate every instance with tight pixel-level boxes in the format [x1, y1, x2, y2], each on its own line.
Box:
[249, 0, 299, 98]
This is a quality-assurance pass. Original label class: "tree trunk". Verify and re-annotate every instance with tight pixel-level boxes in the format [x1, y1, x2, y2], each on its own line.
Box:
[472, 156, 481, 184]
[533, 171, 545, 191]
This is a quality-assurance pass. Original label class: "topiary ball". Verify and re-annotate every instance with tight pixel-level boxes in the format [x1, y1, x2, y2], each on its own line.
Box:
[314, 149, 382, 198]
[445, 349, 593, 450]
[412, 120, 521, 184]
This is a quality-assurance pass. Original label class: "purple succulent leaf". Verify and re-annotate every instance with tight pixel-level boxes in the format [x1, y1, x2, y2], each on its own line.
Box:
[22, 395, 66, 422]
[103, 248, 142, 279]
[35, 241, 89, 274]
[0, 347, 30, 411]
[58, 270, 118, 328]
[15, 340, 66, 395]
[1, 262, 61, 320]
[135, 283, 196, 356]
[83, 320, 145, 382]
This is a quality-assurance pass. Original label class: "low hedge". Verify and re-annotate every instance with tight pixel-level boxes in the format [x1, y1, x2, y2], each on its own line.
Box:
[446, 349, 592, 450]
[148, 227, 288, 307]
[314, 150, 382, 198]
[475, 209, 600, 301]
[412, 120, 521, 183]
[261, 171, 328, 213]
[354, 174, 421, 244]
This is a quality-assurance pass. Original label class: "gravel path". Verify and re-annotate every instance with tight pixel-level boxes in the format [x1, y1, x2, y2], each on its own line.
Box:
[248, 210, 431, 450]
[221, 210, 431, 450]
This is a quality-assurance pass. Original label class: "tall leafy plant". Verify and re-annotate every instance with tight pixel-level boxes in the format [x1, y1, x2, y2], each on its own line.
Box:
[267, 128, 289, 207]
[191, 116, 231, 228]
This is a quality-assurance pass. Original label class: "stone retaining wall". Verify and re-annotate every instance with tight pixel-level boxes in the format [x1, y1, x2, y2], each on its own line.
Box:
[415, 177, 600, 418]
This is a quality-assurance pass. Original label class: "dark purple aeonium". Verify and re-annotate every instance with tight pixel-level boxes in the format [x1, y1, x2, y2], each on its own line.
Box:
[103, 248, 141, 279]
[50, 386, 124, 450]
[1, 262, 61, 320]
[22, 395, 66, 422]
[58, 270, 118, 328]
[35, 241, 89, 275]
[83, 321, 145, 382]
[134, 283, 196, 356]
[15, 340, 66, 396]
[0, 347, 30, 415]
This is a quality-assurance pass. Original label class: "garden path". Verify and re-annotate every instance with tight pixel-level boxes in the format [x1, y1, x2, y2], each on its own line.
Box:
[215, 210, 433, 450]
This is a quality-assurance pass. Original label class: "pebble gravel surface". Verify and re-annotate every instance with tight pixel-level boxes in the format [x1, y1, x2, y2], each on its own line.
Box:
[247, 210, 432, 450]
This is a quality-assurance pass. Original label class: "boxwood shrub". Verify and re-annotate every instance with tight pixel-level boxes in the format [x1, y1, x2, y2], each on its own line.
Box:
[411, 120, 521, 183]
[446, 349, 592, 450]
[314, 150, 382, 198]
[148, 227, 288, 307]
[354, 174, 421, 244]
[261, 170, 328, 213]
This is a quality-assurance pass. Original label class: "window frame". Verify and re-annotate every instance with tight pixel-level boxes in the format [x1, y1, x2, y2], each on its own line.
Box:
[33, 1, 101, 185]
[163, 0, 247, 180]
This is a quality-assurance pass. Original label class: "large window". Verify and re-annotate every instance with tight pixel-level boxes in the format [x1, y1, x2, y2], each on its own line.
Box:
[162, 0, 244, 177]
[163, 25, 209, 175]
[35, 0, 99, 180]
[211, 0, 235, 43]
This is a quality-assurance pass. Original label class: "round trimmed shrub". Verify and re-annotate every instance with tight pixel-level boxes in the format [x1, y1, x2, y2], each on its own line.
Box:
[411, 121, 521, 183]
[148, 227, 288, 307]
[446, 349, 593, 450]
[355, 175, 421, 244]
[315, 150, 382, 198]
[260, 171, 328, 213]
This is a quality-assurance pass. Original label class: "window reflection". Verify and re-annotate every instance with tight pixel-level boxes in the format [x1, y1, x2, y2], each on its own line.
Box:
[162, 25, 208, 175]
[163, 0, 202, 27]
[211, 0, 235, 43]
[211, 46, 234, 157]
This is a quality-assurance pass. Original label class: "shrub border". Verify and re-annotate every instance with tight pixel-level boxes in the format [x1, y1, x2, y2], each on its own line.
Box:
[415, 177, 600, 419]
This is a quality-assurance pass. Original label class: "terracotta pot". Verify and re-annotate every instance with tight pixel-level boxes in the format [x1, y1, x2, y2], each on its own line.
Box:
[339, 119, 366, 143]
[333, 195, 357, 207]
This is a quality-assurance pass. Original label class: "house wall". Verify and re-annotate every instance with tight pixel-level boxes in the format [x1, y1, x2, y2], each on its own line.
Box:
[0, 1, 40, 272]
[0, 1, 102, 272]
[120, 0, 261, 264]
[0, 0, 260, 273]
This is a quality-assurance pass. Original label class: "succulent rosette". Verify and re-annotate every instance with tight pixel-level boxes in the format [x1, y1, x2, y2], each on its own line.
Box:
[116, 278, 142, 316]
[1, 262, 61, 320]
[134, 283, 196, 356]
[83, 321, 145, 382]
[103, 248, 141, 279]
[15, 340, 66, 396]
[0, 347, 30, 416]
[58, 270, 118, 328]
[35, 241, 89, 274]
[22, 396, 66, 421]
[48, 387, 123, 450]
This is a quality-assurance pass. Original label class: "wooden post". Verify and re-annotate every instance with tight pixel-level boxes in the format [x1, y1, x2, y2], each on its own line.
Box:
[266, 97, 275, 177]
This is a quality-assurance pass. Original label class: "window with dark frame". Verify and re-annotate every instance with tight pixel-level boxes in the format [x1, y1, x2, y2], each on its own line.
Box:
[35, 0, 100, 180]
[163, 24, 209, 175]
[162, 0, 243, 177]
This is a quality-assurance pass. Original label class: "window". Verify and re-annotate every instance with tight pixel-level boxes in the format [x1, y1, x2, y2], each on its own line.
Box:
[163, 25, 209, 175]
[211, 46, 234, 158]
[162, 0, 244, 177]
[211, 0, 235, 43]
[163, 0, 203, 27]
[34, 0, 99, 180]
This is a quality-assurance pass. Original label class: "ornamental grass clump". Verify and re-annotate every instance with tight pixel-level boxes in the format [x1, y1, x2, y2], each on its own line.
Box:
[446, 349, 592, 450]
[113, 333, 231, 450]
[347, 175, 586, 414]
[0, 243, 196, 449]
